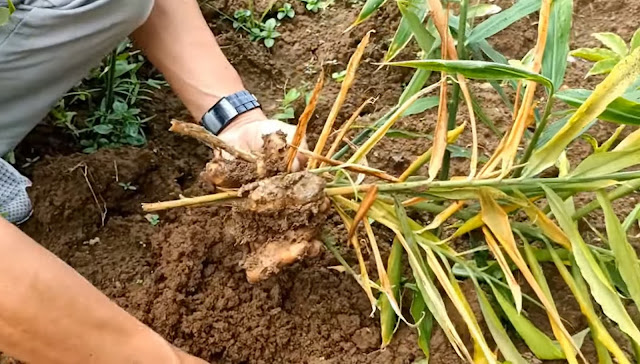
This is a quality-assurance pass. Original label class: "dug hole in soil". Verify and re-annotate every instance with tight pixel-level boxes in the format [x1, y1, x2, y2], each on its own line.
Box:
[9, 0, 640, 362]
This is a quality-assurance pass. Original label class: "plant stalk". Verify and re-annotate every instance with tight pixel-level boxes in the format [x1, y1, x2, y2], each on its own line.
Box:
[105, 49, 117, 113]
[439, 0, 468, 180]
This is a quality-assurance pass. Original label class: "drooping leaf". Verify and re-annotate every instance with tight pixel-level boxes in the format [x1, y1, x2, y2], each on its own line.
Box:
[473, 280, 527, 364]
[490, 284, 565, 360]
[385, 59, 554, 90]
[545, 186, 640, 346]
[555, 88, 640, 126]
[410, 288, 434, 359]
[523, 239, 578, 363]
[311, 31, 371, 168]
[466, 0, 541, 45]
[524, 47, 640, 176]
[380, 238, 404, 346]
[541, 0, 573, 89]
[597, 191, 640, 311]
[547, 246, 631, 364]
[393, 199, 471, 360]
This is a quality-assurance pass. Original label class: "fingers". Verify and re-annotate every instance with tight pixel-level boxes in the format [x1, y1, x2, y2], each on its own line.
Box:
[216, 119, 311, 171]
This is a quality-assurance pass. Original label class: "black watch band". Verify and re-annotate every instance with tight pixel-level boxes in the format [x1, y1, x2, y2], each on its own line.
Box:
[201, 90, 261, 135]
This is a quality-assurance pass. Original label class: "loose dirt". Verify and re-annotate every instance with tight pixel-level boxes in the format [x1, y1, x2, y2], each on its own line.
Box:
[9, 0, 640, 362]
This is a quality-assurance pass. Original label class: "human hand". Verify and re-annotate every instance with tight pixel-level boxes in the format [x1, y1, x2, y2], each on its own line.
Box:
[218, 110, 308, 171]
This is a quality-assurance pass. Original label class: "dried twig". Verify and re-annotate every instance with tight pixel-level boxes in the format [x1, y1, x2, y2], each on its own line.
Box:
[169, 120, 257, 162]
[71, 163, 107, 226]
[287, 70, 325, 171]
[322, 97, 377, 165]
[141, 191, 239, 212]
[294, 146, 399, 182]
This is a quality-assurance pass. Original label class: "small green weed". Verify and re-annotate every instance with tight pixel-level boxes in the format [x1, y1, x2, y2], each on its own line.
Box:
[52, 40, 166, 153]
[232, 9, 282, 48]
[272, 88, 302, 121]
[299, 0, 332, 13]
[145, 213, 160, 226]
[277, 3, 295, 19]
[119, 182, 138, 191]
[331, 70, 347, 82]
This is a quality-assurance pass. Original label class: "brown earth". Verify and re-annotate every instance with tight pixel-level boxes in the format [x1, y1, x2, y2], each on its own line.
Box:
[8, 0, 640, 362]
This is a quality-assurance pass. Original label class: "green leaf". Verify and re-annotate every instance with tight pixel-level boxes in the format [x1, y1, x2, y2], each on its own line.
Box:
[7, 0, 15, 13]
[597, 191, 640, 311]
[623, 204, 640, 232]
[351, 0, 387, 27]
[393, 198, 469, 359]
[112, 100, 128, 113]
[380, 238, 404, 346]
[545, 186, 640, 346]
[473, 281, 527, 364]
[264, 37, 275, 48]
[272, 108, 295, 121]
[541, 0, 573, 89]
[397, 3, 437, 56]
[466, 0, 541, 45]
[490, 284, 565, 360]
[410, 288, 433, 359]
[631, 28, 640, 52]
[524, 47, 640, 176]
[570, 48, 620, 62]
[93, 124, 114, 135]
[569, 148, 640, 178]
[555, 88, 640, 126]
[384, 0, 429, 62]
[593, 32, 629, 56]
[466, 4, 502, 19]
[284, 88, 301, 104]
[587, 58, 620, 76]
[402, 96, 439, 116]
[385, 59, 554, 91]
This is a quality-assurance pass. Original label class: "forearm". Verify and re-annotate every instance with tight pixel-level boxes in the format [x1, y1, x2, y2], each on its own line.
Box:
[0, 218, 185, 364]
[132, 0, 265, 123]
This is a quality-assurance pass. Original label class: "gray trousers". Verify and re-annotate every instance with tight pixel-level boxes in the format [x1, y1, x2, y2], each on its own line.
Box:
[0, 0, 155, 157]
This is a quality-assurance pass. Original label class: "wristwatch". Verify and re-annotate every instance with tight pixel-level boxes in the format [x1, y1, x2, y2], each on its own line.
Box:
[201, 90, 261, 135]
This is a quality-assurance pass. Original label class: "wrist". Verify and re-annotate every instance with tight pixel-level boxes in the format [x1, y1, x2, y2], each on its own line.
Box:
[224, 109, 268, 131]
[200, 91, 267, 135]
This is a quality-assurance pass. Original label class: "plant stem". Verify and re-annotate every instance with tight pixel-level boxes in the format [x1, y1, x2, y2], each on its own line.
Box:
[513, 92, 555, 177]
[440, 0, 468, 180]
[105, 49, 117, 113]
[326, 170, 640, 195]
[572, 178, 640, 220]
[141, 191, 239, 212]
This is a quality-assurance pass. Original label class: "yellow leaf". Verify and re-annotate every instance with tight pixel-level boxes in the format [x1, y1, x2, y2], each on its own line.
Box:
[525, 46, 640, 176]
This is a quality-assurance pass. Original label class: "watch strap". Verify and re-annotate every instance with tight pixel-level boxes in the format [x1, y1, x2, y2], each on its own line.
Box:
[201, 91, 261, 135]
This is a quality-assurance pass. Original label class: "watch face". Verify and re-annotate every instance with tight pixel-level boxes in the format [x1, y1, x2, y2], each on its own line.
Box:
[202, 98, 239, 135]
